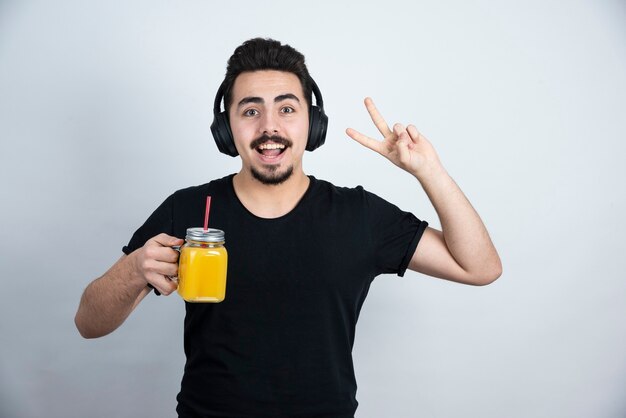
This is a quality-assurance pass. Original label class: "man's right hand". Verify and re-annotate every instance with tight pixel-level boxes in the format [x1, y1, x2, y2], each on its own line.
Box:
[130, 233, 184, 296]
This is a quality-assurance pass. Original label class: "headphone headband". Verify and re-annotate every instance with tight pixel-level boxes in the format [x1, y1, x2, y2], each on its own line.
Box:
[213, 79, 228, 115]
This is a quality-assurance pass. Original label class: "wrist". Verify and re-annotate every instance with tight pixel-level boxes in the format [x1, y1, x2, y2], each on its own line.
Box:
[413, 160, 448, 185]
[123, 251, 149, 289]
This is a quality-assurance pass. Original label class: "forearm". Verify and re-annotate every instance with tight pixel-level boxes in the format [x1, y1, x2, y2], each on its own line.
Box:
[345, 99, 501, 283]
[75, 254, 148, 338]
[417, 165, 502, 281]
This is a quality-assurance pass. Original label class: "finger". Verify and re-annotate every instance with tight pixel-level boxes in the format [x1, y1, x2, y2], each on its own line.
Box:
[393, 126, 413, 165]
[147, 271, 178, 295]
[151, 233, 184, 248]
[392, 123, 407, 139]
[393, 123, 412, 147]
[160, 247, 181, 263]
[147, 273, 178, 296]
[364, 97, 393, 138]
[407, 124, 422, 142]
[346, 128, 383, 154]
[144, 258, 179, 277]
[144, 245, 181, 263]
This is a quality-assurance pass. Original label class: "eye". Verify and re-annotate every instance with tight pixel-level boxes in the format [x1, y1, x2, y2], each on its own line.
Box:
[243, 108, 259, 117]
[281, 106, 295, 114]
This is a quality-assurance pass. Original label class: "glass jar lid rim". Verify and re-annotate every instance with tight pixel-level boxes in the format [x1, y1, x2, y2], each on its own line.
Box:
[185, 227, 225, 242]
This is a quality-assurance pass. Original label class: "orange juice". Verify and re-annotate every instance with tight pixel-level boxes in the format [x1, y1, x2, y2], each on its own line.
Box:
[177, 228, 228, 303]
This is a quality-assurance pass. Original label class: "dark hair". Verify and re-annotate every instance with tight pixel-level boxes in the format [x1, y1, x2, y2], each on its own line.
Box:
[222, 38, 312, 112]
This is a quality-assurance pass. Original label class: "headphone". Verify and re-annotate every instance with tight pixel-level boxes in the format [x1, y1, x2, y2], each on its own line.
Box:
[210, 76, 328, 157]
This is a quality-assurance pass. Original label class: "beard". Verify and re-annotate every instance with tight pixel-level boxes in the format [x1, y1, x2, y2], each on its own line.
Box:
[249, 134, 295, 186]
[251, 164, 294, 186]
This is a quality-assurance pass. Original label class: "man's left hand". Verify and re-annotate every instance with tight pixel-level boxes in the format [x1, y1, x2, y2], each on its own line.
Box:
[346, 97, 443, 181]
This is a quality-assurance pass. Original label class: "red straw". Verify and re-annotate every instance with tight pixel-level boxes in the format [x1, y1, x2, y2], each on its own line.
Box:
[203, 196, 211, 231]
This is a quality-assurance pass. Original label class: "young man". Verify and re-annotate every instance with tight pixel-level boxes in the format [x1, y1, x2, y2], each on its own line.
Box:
[75, 38, 501, 417]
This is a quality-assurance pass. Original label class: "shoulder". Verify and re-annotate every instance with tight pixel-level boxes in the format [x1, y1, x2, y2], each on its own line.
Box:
[169, 174, 234, 202]
[309, 176, 368, 200]
[310, 176, 393, 206]
[307, 176, 398, 216]
[308, 177, 417, 225]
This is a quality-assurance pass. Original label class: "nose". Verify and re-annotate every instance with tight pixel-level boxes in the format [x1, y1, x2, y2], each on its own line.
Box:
[259, 112, 279, 136]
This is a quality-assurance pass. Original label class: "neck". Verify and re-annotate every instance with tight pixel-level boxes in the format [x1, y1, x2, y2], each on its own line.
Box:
[232, 169, 310, 219]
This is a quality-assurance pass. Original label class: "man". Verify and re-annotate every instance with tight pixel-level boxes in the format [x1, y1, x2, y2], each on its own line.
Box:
[75, 38, 501, 417]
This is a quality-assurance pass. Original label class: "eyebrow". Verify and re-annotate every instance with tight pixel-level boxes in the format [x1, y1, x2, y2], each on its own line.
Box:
[237, 93, 300, 108]
[275, 93, 300, 103]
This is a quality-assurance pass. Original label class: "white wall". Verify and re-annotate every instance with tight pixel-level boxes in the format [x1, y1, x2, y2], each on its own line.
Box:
[1, 1, 625, 417]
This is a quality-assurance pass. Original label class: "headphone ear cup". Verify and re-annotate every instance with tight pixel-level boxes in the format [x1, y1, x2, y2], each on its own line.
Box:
[211, 112, 238, 157]
[306, 105, 328, 151]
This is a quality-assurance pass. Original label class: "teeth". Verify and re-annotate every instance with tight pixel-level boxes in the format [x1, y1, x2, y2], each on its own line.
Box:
[258, 143, 285, 150]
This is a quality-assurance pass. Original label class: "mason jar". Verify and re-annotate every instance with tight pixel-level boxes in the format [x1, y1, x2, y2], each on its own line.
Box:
[177, 227, 228, 303]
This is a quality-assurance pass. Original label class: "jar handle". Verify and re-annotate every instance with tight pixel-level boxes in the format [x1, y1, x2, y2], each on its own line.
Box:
[163, 245, 182, 284]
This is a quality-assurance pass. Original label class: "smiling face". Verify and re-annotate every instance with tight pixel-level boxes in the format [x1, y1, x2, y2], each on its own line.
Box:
[228, 70, 310, 186]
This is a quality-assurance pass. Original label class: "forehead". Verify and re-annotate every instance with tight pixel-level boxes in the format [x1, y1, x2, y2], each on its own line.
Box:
[231, 70, 305, 103]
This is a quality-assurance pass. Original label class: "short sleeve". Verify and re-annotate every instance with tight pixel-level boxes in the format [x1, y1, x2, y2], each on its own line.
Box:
[122, 194, 175, 255]
[365, 190, 428, 277]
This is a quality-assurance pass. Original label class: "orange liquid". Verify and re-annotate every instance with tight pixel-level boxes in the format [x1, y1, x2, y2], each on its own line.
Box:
[177, 245, 228, 302]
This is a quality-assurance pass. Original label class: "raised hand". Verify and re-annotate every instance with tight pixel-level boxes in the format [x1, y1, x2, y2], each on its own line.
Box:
[346, 97, 443, 180]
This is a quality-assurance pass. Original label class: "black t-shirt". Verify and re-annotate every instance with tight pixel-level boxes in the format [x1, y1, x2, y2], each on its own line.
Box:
[123, 174, 428, 418]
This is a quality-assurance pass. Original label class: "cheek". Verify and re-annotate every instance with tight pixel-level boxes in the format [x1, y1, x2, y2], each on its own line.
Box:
[290, 119, 310, 144]
[230, 125, 254, 150]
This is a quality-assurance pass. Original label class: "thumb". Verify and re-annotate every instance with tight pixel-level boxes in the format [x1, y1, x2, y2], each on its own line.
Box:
[397, 139, 412, 166]
[395, 131, 413, 166]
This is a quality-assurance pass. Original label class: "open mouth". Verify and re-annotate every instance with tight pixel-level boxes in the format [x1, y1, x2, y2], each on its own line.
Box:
[256, 142, 287, 158]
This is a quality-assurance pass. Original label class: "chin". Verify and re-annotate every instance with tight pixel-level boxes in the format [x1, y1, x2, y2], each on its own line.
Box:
[251, 165, 294, 185]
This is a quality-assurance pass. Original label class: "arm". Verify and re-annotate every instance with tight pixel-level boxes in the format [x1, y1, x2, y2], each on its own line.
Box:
[346, 98, 502, 286]
[74, 233, 183, 338]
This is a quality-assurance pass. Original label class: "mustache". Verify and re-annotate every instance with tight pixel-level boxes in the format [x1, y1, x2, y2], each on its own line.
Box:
[250, 134, 293, 150]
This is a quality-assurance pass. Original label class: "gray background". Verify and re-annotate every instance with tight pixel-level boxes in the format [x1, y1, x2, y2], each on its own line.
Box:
[1, 0, 625, 417]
